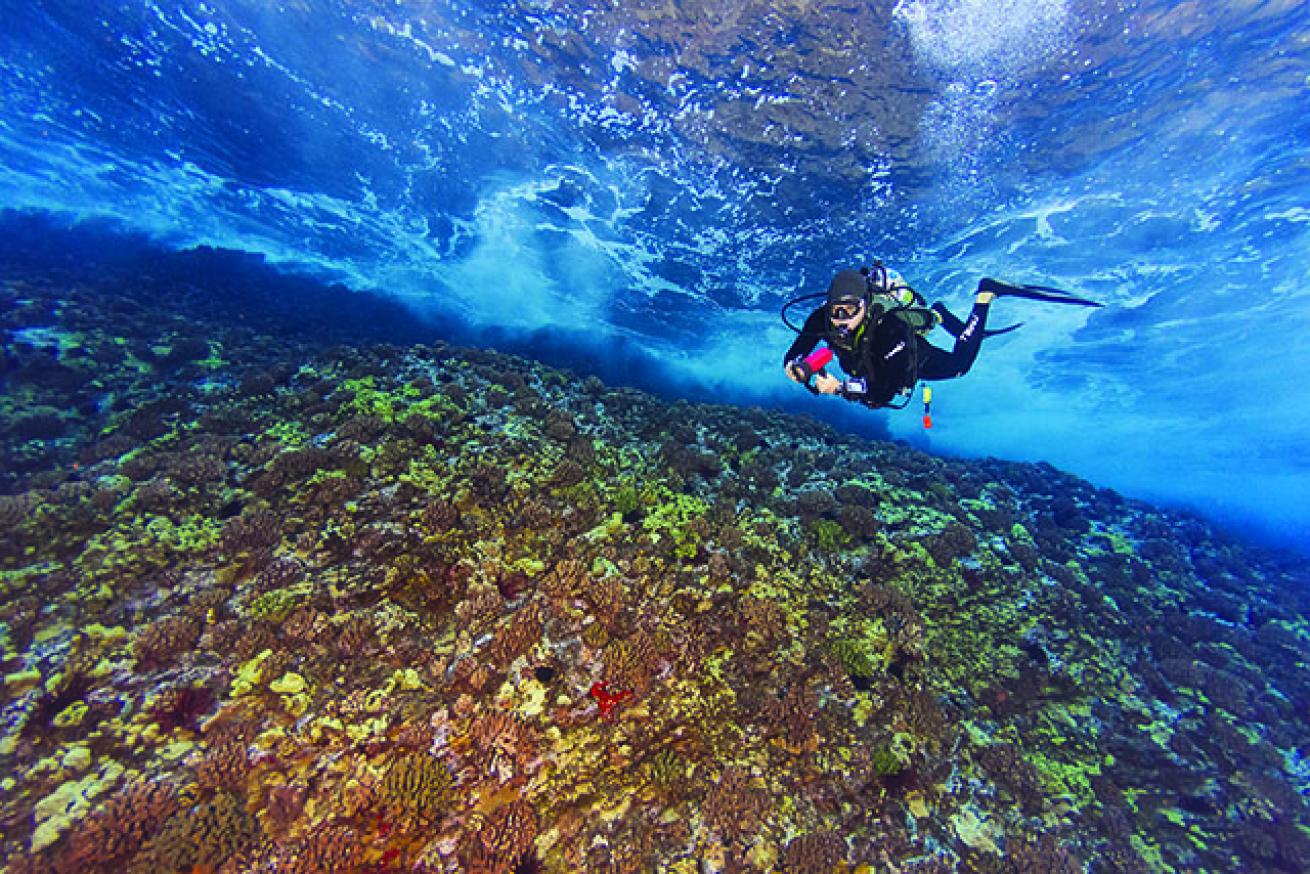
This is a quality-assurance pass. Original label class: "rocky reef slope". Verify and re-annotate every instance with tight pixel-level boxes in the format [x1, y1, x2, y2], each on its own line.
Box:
[1, 257, 1308, 873]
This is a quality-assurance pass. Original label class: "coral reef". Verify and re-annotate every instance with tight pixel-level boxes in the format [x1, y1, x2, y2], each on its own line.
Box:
[1, 265, 1308, 873]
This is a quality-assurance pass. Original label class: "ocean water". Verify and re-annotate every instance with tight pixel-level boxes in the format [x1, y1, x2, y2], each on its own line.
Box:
[2, 1, 1310, 872]
[3, 0, 1307, 548]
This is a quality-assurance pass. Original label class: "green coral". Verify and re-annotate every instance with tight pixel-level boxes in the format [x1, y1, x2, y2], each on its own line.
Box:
[342, 376, 411, 422]
[244, 588, 302, 622]
[812, 518, 849, 552]
[829, 617, 891, 679]
[614, 484, 642, 517]
[869, 747, 906, 776]
[831, 638, 879, 679]
[341, 375, 461, 425]
[646, 748, 687, 793]
[641, 489, 709, 559]
[265, 420, 308, 447]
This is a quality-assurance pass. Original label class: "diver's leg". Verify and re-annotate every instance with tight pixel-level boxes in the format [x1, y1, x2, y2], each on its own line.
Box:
[933, 299, 1022, 339]
[931, 302, 967, 337]
[978, 277, 1102, 307]
[917, 300, 990, 380]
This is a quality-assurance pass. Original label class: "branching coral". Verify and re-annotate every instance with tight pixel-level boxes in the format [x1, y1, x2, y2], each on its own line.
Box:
[645, 748, 688, 799]
[466, 801, 539, 873]
[782, 830, 847, 874]
[56, 778, 180, 870]
[703, 767, 769, 844]
[487, 602, 544, 667]
[604, 631, 658, 694]
[380, 751, 454, 824]
[541, 557, 587, 599]
[147, 684, 217, 733]
[195, 736, 251, 792]
[219, 508, 283, 555]
[583, 575, 627, 630]
[767, 684, 820, 753]
[269, 825, 363, 874]
[129, 790, 259, 874]
[132, 615, 202, 670]
[6, 270, 1310, 874]
[466, 710, 538, 781]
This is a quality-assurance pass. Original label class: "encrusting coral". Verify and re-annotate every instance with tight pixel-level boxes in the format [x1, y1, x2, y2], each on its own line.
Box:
[1, 261, 1308, 873]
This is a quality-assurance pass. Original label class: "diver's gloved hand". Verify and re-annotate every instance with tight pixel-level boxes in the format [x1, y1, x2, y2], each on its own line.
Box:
[813, 373, 844, 395]
[786, 358, 819, 383]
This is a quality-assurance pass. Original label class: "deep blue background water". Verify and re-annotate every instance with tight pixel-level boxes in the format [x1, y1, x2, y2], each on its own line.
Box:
[2, 0, 1308, 549]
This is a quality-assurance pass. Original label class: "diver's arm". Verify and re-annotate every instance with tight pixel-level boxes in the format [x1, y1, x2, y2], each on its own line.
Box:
[782, 307, 828, 367]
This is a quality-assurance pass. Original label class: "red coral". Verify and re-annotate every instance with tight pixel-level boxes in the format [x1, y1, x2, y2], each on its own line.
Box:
[589, 681, 635, 721]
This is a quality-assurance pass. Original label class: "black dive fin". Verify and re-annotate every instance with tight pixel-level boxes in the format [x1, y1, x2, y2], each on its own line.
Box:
[984, 322, 1023, 338]
[980, 277, 1103, 308]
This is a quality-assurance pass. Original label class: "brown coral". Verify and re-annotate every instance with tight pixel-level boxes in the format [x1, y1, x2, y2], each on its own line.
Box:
[604, 631, 658, 694]
[466, 801, 539, 873]
[333, 612, 378, 657]
[740, 596, 788, 651]
[58, 779, 180, 870]
[381, 751, 454, 823]
[486, 602, 544, 666]
[584, 575, 627, 630]
[196, 736, 252, 792]
[703, 767, 769, 843]
[782, 830, 847, 874]
[147, 684, 217, 733]
[541, 558, 587, 599]
[220, 507, 283, 554]
[269, 825, 363, 874]
[454, 588, 503, 630]
[253, 556, 302, 592]
[133, 615, 202, 669]
[282, 605, 330, 642]
[262, 783, 307, 837]
[766, 684, 819, 753]
[422, 497, 461, 533]
[977, 743, 1045, 815]
[129, 790, 259, 874]
[467, 710, 537, 780]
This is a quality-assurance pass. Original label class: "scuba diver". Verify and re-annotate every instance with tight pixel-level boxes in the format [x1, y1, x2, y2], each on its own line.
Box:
[782, 264, 1101, 412]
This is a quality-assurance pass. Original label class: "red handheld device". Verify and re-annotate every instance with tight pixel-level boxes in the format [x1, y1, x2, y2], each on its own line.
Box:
[804, 348, 833, 373]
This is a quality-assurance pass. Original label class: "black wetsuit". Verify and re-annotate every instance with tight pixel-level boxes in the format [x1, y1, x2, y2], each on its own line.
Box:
[783, 299, 992, 409]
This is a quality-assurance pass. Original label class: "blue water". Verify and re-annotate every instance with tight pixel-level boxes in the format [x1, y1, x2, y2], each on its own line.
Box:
[3, 0, 1308, 550]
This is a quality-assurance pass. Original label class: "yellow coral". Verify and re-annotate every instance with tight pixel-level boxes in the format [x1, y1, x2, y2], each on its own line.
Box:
[4, 668, 40, 691]
[53, 701, 89, 728]
[30, 760, 124, 853]
[230, 649, 272, 696]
